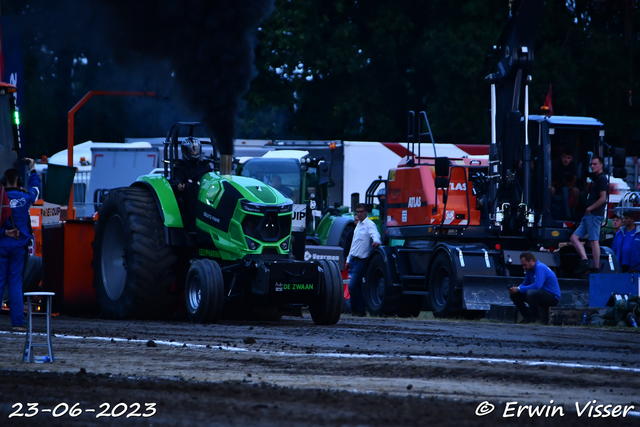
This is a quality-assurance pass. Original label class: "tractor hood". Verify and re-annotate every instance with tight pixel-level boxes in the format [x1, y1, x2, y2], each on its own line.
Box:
[219, 175, 289, 205]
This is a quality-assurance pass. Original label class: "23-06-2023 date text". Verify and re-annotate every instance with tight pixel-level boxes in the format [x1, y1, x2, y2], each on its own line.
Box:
[8, 402, 156, 418]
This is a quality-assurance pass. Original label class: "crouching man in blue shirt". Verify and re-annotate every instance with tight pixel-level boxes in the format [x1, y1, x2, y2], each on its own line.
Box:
[508, 252, 561, 324]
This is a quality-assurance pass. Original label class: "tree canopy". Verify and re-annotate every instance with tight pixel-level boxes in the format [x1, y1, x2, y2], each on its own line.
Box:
[3, 0, 639, 157]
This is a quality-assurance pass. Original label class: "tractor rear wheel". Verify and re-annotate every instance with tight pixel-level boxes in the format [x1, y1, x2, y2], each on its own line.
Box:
[185, 259, 224, 323]
[309, 260, 342, 325]
[92, 187, 177, 319]
[428, 252, 462, 317]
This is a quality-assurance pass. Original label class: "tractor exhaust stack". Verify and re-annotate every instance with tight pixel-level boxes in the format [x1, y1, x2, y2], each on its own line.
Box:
[220, 154, 232, 175]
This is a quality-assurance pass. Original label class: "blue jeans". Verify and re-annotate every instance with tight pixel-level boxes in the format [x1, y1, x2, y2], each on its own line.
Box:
[573, 214, 604, 241]
[348, 258, 367, 313]
[0, 245, 26, 327]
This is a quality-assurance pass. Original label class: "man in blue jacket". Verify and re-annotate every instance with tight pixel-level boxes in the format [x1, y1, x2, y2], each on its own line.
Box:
[1, 158, 41, 332]
[612, 211, 639, 273]
[508, 252, 561, 324]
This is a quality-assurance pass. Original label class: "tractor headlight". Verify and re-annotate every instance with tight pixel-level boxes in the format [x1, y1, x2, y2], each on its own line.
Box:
[277, 201, 293, 213]
[245, 237, 259, 251]
[241, 201, 265, 213]
[280, 240, 289, 250]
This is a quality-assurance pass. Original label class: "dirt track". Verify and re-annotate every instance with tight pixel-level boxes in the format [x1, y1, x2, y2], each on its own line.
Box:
[1, 312, 639, 426]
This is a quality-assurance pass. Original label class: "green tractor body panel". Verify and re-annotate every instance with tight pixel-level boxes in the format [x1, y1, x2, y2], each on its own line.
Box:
[136, 175, 184, 228]
[314, 212, 342, 246]
[237, 154, 334, 238]
[138, 172, 293, 261]
[195, 173, 293, 261]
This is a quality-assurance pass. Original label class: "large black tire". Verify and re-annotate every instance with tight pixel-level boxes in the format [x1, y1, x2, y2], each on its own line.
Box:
[185, 259, 224, 323]
[364, 253, 423, 317]
[364, 252, 419, 317]
[92, 187, 177, 319]
[338, 224, 355, 258]
[309, 260, 342, 325]
[428, 252, 462, 318]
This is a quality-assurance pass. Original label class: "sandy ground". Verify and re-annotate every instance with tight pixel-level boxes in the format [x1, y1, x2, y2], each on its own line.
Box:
[1, 311, 639, 426]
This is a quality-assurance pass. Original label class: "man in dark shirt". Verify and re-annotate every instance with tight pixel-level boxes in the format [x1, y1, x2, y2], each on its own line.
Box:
[551, 148, 579, 217]
[570, 156, 608, 275]
[271, 174, 293, 198]
[171, 137, 213, 231]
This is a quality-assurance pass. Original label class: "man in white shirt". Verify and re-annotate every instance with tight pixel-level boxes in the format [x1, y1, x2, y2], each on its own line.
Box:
[345, 204, 381, 317]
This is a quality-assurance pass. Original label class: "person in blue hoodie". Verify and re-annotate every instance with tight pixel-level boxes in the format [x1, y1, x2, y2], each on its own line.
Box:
[0, 158, 41, 332]
[508, 252, 561, 324]
[612, 211, 639, 273]
[629, 237, 640, 273]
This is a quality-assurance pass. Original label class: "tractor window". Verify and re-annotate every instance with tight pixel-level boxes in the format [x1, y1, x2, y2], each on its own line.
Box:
[240, 158, 301, 202]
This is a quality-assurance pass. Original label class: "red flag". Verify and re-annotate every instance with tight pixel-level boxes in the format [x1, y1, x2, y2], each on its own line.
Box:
[541, 84, 553, 117]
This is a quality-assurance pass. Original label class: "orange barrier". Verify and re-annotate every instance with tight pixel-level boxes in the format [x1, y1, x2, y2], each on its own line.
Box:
[41, 220, 97, 314]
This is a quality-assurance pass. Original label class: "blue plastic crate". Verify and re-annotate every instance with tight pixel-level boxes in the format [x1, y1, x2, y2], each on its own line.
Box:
[588, 273, 640, 307]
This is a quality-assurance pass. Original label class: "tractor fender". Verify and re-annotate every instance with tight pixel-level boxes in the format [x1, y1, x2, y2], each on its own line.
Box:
[326, 216, 355, 246]
[133, 176, 183, 228]
[367, 246, 401, 286]
[427, 243, 498, 289]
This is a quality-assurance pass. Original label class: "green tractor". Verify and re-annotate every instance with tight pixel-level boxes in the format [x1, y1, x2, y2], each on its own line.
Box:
[92, 122, 342, 324]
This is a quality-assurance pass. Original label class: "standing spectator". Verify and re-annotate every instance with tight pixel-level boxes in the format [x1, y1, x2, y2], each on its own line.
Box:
[345, 204, 381, 317]
[571, 156, 607, 275]
[508, 252, 561, 324]
[612, 211, 639, 273]
[1, 159, 41, 332]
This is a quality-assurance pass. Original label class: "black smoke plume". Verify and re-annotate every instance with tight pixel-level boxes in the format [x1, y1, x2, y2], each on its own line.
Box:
[96, 0, 274, 155]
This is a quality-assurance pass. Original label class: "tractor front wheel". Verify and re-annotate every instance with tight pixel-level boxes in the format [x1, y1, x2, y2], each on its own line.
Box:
[185, 259, 224, 323]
